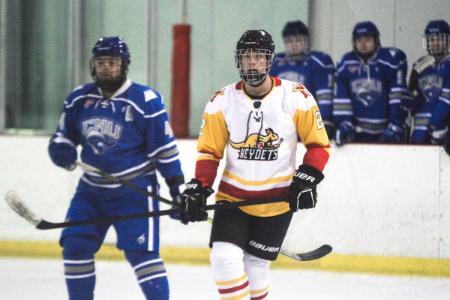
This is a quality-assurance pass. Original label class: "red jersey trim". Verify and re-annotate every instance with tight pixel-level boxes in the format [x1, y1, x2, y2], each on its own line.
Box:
[272, 76, 282, 86]
[303, 146, 330, 172]
[195, 159, 219, 188]
[218, 181, 289, 200]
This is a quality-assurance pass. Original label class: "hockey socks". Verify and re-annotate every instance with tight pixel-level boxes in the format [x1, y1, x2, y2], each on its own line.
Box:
[244, 253, 270, 300]
[211, 242, 271, 300]
[211, 242, 251, 299]
[62, 237, 98, 300]
[125, 250, 169, 300]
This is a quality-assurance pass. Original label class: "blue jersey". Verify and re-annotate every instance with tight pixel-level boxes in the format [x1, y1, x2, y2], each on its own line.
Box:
[270, 51, 334, 127]
[429, 55, 450, 130]
[408, 55, 450, 143]
[52, 79, 183, 193]
[333, 47, 408, 138]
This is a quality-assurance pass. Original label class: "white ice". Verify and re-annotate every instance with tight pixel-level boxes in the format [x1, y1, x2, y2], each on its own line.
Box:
[1, 257, 450, 300]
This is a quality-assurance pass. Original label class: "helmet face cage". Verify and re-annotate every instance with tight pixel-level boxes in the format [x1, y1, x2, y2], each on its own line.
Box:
[235, 30, 275, 86]
[235, 48, 274, 86]
[423, 20, 450, 57]
[90, 36, 130, 90]
[423, 33, 449, 56]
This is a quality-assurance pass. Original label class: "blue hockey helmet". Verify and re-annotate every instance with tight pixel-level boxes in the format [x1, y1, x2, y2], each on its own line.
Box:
[92, 36, 131, 65]
[282, 21, 309, 38]
[424, 19, 450, 35]
[91, 36, 130, 92]
[423, 20, 450, 56]
[352, 21, 380, 44]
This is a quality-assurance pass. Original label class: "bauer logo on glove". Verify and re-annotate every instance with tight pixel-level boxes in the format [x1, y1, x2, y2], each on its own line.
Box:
[288, 164, 324, 212]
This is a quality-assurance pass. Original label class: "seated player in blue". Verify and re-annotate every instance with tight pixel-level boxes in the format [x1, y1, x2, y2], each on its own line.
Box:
[408, 20, 450, 144]
[333, 21, 409, 145]
[48, 36, 184, 300]
[270, 20, 335, 138]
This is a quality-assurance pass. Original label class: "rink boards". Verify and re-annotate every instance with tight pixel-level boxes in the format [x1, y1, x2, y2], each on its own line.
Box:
[0, 136, 449, 277]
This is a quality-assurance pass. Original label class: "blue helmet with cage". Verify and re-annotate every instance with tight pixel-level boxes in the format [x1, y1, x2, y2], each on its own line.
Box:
[92, 36, 131, 64]
[91, 36, 130, 91]
[423, 20, 449, 57]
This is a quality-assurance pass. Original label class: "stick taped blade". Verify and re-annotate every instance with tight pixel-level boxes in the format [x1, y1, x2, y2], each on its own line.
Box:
[5, 190, 41, 226]
[280, 244, 332, 261]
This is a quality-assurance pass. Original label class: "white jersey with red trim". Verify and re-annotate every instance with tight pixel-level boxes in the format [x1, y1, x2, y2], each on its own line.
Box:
[196, 77, 330, 217]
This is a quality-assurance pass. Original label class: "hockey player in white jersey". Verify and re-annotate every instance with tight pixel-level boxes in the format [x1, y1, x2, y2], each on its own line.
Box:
[176, 30, 331, 299]
[47, 36, 184, 300]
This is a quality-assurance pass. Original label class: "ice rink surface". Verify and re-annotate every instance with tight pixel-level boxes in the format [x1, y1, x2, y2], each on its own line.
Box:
[1, 258, 450, 299]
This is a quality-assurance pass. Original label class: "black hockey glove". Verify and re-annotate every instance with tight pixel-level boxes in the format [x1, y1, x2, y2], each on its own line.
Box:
[177, 178, 214, 225]
[165, 176, 185, 220]
[288, 164, 324, 212]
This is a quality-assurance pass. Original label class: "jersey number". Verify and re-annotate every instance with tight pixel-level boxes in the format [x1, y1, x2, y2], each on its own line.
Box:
[315, 111, 324, 130]
[165, 121, 174, 137]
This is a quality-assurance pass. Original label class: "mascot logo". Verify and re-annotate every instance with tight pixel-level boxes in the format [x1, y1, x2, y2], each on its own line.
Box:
[351, 78, 382, 106]
[418, 74, 442, 103]
[82, 117, 123, 155]
[230, 128, 283, 161]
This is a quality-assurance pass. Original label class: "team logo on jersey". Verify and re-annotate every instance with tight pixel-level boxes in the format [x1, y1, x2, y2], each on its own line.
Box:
[279, 71, 305, 84]
[230, 128, 283, 161]
[137, 234, 146, 245]
[418, 74, 442, 102]
[81, 117, 123, 155]
[351, 78, 382, 106]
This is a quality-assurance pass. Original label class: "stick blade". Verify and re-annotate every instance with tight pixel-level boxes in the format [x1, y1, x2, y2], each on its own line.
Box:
[281, 244, 332, 261]
[5, 190, 41, 227]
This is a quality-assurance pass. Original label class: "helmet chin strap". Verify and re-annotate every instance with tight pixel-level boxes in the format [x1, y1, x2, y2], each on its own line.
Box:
[245, 75, 267, 87]
[240, 69, 268, 87]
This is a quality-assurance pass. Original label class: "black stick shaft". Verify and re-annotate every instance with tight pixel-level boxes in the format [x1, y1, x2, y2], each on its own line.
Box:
[37, 197, 286, 229]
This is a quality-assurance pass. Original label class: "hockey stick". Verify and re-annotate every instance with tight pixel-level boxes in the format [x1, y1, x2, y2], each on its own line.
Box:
[76, 162, 333, 261]
[5, 189, 285, 230]
[4, 190, 332, 261]
[76, 161, 174, 207]
[280, 244, 332, 261]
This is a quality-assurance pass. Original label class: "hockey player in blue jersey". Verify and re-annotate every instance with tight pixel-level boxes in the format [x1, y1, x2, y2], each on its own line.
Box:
[408, 20, 450, 145]
[333, 21, 409, 145]
[48, 36, 184, 300]
[270, 20, 335, 138]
